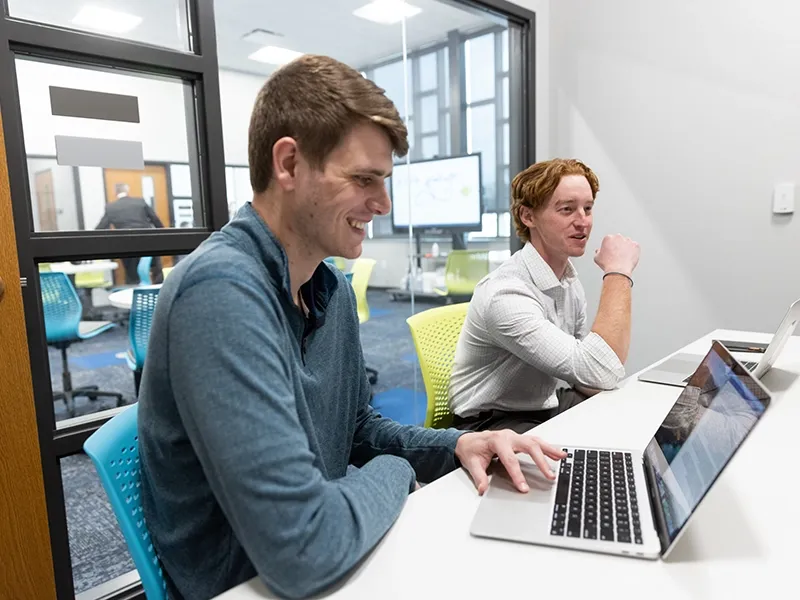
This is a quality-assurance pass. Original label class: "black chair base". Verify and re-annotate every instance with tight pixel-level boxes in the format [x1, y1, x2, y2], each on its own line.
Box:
[366, 366, 378, 385]
[54, 386, 126, 418]
[133, 369, 142, 396]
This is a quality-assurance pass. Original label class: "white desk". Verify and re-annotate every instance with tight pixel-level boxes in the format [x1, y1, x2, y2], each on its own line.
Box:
[216, 329, 800, 600]
[49, 260, 118, 274]
[107, 284, 162, 309]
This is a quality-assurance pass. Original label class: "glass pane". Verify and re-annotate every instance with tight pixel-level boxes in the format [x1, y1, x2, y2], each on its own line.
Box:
[16, 57, 203, 232]
[467, 103, 497, 210]
[62, 454, 135, 595]
[499, 211, 511, 237]
[465, 33, 496, 103]
[503, 76, 510, 119]
[444, 116, 451, 156]
[503, 122, 510, 165]
[442, 47, 450, 108]
[500, 166, 511, 214]
[225, 165, 252, 221]
[421, 136, 439, 159]
[420, 95, 438, 133]
[419, 52, 437, 91]
[468, 213, 498, 240]
[8, 0, 190, 52]
[39, 251, 176, 429]
[502, 29, 509, 72]
[373, 60, 413, 118]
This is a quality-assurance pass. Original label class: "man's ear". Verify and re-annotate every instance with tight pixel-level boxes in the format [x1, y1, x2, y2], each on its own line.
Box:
[272, 137, 299, 191]
[519, 205, 536, 231]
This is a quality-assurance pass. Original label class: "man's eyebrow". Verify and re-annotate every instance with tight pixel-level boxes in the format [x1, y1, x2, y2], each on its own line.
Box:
[355, 168, 392, 178]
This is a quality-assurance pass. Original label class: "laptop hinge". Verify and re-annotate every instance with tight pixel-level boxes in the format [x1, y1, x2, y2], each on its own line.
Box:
[642, 451, 671, 555]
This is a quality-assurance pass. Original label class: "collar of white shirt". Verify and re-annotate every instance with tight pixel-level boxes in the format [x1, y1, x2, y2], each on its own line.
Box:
[520, 242, 578, 292]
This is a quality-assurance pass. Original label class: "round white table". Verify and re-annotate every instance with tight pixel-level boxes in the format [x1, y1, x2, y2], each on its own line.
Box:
[108, 284, 162, 309]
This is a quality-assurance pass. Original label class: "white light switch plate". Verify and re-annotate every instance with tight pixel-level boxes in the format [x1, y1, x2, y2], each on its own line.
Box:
[773, 182, 795, 214]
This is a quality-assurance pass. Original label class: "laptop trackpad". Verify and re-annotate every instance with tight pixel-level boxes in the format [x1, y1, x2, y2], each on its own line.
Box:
[486, 459, 557, 500]
[659, 355, 703, 374]
[470, 459, 557, 541]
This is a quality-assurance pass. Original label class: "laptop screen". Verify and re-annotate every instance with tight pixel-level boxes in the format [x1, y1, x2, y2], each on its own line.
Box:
[644, 341, 770, 548]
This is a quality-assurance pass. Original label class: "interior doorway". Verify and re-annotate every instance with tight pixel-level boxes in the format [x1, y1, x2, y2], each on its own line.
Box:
[34, 169, 57, 231]
[103, 165, 174, 284]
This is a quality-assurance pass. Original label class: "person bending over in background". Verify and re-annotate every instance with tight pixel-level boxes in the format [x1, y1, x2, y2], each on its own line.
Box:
[95, 183, 164, 283]
[449, 158, 641, 433]
[137, 55, 565, 600]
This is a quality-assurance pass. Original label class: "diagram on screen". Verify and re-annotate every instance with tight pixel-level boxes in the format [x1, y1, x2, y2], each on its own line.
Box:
[391, 154, 482, 229]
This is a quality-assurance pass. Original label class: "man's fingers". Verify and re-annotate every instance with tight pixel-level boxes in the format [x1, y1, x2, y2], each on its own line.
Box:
[513, 436, 557, 480]
[464, 456, 490, 495]
[496, 449, 530, 493]
[536, 439, 567, 461]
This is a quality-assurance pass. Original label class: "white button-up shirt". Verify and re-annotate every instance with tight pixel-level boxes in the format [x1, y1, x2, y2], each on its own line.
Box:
[449, 242, 625, 418]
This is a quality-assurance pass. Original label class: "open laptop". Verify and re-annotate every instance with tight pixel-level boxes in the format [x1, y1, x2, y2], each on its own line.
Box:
[638, 298, 800, 387]
[470, 341, 771, 559]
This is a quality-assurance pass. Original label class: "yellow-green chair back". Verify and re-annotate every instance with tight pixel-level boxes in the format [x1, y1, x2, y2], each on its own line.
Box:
[437, 250, 489, 296]
[74, 270, 110, 289]
[350, 258, 376, 324]
[406, 303, 469, 428]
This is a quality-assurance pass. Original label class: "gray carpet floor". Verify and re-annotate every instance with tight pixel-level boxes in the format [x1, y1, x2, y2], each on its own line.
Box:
[59, 290, 439, 594]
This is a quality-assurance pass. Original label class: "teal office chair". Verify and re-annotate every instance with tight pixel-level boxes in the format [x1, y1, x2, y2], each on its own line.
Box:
[83, 404, 167, 600]
[40, 272, 125, 417]
[126, 287, 160, 396]
[137, 256, 153, 286]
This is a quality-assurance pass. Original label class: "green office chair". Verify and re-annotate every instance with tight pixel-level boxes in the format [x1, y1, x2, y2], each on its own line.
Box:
[406, 303, 470, 428]
[434, 250, 489, 299]
[350, 258, 378, 384]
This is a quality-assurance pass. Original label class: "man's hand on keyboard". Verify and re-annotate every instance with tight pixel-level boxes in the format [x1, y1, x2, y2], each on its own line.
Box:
[455, 430, 567, 495]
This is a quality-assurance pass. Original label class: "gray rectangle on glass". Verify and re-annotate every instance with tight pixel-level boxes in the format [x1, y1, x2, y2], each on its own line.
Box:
[55, 136, 144, 170]
[49, 86, 140, 123]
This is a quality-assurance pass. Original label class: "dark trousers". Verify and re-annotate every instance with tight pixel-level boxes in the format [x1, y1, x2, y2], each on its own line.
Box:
[451, 387, 590, 434]
[121, 256, 163, 285]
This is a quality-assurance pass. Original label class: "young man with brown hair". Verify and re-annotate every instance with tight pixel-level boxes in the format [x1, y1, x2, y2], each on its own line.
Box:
[449, 158, 641, 433]
[138, 55, 565, 600]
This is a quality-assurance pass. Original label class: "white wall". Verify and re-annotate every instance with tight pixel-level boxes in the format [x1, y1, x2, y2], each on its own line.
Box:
[218, 70, 265, 166]
[547, 0, 800, 372]
[78, 167, 106, 230]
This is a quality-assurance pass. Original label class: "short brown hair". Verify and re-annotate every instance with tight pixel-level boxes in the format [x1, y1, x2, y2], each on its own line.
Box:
[511, 158, 599, 242]
[248, 54, 409, 193]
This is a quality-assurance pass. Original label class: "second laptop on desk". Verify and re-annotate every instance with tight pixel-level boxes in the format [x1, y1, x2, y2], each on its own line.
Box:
[637, 298, 800, 387]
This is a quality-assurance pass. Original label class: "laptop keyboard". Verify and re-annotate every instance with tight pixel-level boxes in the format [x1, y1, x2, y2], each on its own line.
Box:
[550, 449, 643, 544]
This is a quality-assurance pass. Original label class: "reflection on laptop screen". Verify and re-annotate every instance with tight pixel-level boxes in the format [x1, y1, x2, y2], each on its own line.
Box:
[644, 342, 770, 545]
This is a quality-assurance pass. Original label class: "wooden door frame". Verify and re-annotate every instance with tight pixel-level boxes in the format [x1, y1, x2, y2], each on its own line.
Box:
[0, 110, 57, 599]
